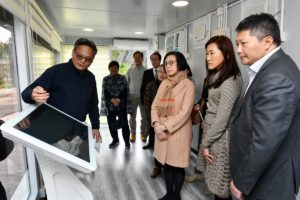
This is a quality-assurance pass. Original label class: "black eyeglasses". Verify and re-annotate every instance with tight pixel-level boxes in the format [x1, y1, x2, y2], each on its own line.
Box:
[74, 51, 94, 63]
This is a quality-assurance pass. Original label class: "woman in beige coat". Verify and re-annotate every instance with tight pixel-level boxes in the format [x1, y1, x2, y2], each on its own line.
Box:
[151, 51, 195, 200]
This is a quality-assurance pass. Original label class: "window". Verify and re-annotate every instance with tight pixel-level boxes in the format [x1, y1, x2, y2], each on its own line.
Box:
[0, 8, 29, 199]
[111, 49, 147, 75]
[32, 32, 56, 80]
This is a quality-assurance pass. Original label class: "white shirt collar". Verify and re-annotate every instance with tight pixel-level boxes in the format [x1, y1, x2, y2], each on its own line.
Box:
[244, 47, 280, 96]
[249, 46, 281, 73]
[153, 68, 159, 76]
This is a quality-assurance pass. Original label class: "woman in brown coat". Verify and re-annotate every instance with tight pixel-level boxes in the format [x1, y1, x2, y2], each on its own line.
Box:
[151, 51, 195, 200]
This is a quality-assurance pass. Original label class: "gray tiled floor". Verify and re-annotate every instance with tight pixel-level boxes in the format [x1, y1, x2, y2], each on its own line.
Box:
[0, 143, 27, 199]
[1, 122, 300, 200]
[0, 124, 213, 200]
[83, 126, 212, 200]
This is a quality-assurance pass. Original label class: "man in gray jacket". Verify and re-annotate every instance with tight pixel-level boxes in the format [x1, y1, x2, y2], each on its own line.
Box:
[230, 13, 300, 200]
[126, 51, 147, 142]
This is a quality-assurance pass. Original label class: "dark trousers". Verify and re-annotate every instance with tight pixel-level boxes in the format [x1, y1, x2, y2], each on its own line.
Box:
[107, 111, 130, 145]
[147, 127, 155, 146]
[162, 164, 185, 200]
[154, 158, 163, 169]
[0, 181, 7, 200]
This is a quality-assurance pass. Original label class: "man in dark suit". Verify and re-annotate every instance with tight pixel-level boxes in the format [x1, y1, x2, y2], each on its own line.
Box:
[140, 52, 161, 146]
[140, 52, 161, 104]
[230, 13, 300, 200]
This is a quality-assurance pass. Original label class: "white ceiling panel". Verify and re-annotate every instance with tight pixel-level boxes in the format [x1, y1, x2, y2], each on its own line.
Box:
[35, 0, 239, 40]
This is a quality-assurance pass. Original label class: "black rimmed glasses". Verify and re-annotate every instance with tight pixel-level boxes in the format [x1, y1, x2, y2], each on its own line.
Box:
[74, 51, 94, 63]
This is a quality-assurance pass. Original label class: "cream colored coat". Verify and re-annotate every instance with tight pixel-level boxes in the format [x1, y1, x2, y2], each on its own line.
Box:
[151, 78, 195, 168]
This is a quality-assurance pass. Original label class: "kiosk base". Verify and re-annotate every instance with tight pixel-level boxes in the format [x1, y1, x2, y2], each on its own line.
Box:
[36, 154, 93, 200]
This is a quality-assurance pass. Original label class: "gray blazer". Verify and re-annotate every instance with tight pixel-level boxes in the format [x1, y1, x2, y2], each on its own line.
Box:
[230, 49, 300, 200]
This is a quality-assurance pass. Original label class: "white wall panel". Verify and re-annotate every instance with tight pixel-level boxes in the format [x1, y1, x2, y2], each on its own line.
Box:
[0, 0, 26, 22]
[29, 4, 52, 43]
[29, 1, 62, 52]
[281, 0, 300, 68]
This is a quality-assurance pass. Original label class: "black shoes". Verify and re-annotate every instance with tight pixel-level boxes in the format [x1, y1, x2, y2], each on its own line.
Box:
[109, 141, 119, 149]
[109, 141, 130, 149]
[159, 194, 181, 200]
[143, 144, 153, 150]
[158, 194, 172, 200]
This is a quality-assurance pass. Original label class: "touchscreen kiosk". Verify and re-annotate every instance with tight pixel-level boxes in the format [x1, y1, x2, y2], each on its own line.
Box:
[0, 103, 97, 173]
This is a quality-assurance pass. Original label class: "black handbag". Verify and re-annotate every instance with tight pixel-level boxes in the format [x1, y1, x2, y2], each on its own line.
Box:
[0, 120, 14, 161]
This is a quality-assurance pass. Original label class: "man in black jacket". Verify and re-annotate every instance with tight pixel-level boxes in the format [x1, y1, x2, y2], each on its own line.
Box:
[143, 65, 167, 178]
[140, 52, 161, 145]
[21, 38, 101, 142]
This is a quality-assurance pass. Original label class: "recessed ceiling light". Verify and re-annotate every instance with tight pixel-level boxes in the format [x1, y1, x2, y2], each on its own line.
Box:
[134, 31, 144, 35]
[83, 28, 94, 32]
[172, 1, 189, 7]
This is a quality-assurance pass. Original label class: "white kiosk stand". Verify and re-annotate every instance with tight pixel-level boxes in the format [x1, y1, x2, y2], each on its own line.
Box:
[0, 103, 97, 200]
[36, 154, 93, 200]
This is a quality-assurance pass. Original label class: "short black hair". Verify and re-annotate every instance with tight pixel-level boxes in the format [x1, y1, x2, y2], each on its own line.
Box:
[163, 51, 192, 77]
[133, 51, 143, 58]
[108, 60, 119, 69]
[151, 52, 162, 60]
[236, 13, 281, 46]
[74, 38, 98, 55]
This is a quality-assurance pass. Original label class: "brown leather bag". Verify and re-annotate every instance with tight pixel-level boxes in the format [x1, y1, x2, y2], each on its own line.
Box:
[191, 106, 201, 125]
[192, 80, 208, 125]
[191, 99, 205, 125]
